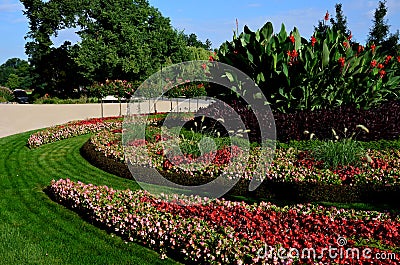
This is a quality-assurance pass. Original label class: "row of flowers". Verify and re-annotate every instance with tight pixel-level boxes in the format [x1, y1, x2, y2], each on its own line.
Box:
[26, 113, 183, 149]
[48, 178, 400, 264]
[27, 117, 123, 148]
[91, 127, 400, 186]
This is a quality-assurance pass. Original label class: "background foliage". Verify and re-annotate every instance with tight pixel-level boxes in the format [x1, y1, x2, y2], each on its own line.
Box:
[0, 58, 33, 90]
[21, 0, 208, 98]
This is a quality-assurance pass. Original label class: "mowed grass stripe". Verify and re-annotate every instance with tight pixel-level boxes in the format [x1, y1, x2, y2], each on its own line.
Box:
[0, 132, 179, 265]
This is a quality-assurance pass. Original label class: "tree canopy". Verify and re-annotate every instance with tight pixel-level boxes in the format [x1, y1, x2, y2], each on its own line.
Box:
[21, 0, 190, 97]
[0, 58, 33, 90]
[184, 33, 212, 50]
[367, 0, 399, 54]
[330, 3, 349, 36]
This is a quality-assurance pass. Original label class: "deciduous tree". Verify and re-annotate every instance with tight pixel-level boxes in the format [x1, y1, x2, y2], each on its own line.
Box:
[21, 0, 189, 97]
[0, 58, 33, 90]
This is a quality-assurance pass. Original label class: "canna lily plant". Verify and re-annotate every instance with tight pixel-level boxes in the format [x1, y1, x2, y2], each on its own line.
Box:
[218, 19, 400, 113]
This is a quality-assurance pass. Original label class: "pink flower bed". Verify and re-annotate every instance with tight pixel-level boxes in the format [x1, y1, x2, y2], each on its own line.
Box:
[92, 127, 400, 186]
[48, 179, 400, 264]
[27, 117, 122, 148]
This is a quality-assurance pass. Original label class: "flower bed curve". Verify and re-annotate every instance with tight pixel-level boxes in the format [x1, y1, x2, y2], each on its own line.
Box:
[81, 125, 400, 204]
[27, 116, 123, 148]
[47, 178, 400, 265]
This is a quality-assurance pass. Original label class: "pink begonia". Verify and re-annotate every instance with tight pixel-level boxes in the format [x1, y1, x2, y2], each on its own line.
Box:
[48, 179, 400, 265]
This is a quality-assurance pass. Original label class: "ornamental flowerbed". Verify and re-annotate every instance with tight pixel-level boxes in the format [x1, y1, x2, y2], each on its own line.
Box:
[90, 127, 400, 186]
[85, 125, 400, 203]
[27, 117, 123, 148]
[26, 112, 186, 149]
[48, 178, 400, 264]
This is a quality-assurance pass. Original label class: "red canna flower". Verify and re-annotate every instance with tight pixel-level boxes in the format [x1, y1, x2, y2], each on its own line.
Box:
[397, 56, 400, 63]
[371, 43, 376, 53]
[324, 11, 329, 21]
[377, 63, 384, 69]
[343, 41, 349, 48]
[311, 36, 317, 47]
[370, 60, 377, 68]
[287, 50, 299, 66]
[209, 56, 214, 61]
[347, 32, 352, 41]
[338, 57, 345, 67]
[357, 45, 364, 54]
[287, 50, 298, 58]
[289, 35, 295, 44]
[384, 55, 392, 65]
[379, 69, 386, 78]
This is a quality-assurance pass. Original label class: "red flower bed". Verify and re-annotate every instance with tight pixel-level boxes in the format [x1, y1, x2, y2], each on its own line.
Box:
[48, 179, 400, 264]
[27, 116, 122, 148]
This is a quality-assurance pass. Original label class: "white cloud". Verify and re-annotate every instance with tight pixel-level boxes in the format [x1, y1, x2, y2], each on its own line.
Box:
[0, 1, 23, 12]
[11, 17, 27, 24]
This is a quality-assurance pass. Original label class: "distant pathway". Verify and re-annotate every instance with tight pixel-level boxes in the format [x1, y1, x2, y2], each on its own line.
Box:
[0, 99, 213, 138]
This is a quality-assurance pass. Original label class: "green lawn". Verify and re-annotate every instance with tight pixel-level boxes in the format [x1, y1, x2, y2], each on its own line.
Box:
[1, 131, 398, 265]
[0, 132, 180, 265]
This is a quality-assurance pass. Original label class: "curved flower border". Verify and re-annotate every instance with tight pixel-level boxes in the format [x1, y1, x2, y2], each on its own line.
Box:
[91, 128, 400, 186]
[48, 179, 400, 265]
[27, 117, 123, 148]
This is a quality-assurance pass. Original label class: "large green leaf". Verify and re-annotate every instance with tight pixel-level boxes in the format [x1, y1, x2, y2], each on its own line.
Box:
[278, 23, 287, 43]
[322, 39, 330, 68]
[282, 63, 289, 79]
[255, 30, 261, 42]
[272, 53, 277, 71]
[386, 75, 400, 87]
[292, 27, 302, 51]
[244, 25, 252, 34]
[247, 50, 254, 64]
[260, 22, 273, 42]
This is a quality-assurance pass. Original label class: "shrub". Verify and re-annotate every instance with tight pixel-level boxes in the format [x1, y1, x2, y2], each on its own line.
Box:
[33, 95, 99, 104]
[195, 98, 275, 143]
[164, 81, 208, 98]
[199, 99, 400, 142]
[0, 86, 14, 102]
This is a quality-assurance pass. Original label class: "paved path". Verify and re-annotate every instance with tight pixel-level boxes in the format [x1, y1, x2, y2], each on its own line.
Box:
[0, 99, 213, 138]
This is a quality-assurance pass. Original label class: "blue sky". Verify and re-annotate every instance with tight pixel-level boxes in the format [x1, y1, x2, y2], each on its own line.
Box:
[1, 0, 399, 64]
